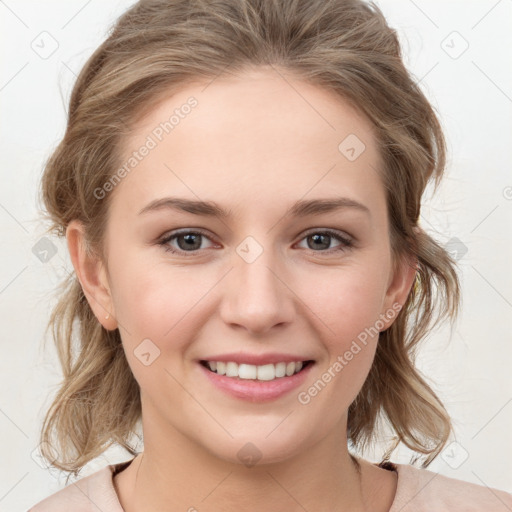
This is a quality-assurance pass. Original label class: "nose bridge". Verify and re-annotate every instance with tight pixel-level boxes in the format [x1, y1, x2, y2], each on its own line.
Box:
[220, 234, 293, 332]
[235, 234, 284, 304]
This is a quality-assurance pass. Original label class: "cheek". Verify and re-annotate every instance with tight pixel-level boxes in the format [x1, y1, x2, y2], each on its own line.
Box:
[111, 263, 215, 403]
[300, 263, 388, 342]
[295, 265, 387, 406]
[109, 259, 208, 349]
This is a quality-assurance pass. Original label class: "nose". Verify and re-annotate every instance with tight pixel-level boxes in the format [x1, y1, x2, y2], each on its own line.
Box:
[218, 245, 295, 335]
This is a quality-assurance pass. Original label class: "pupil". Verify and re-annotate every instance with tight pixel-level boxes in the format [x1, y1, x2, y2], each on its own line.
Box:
[310, 233, 329, 250]
[180, 234, 201, 250]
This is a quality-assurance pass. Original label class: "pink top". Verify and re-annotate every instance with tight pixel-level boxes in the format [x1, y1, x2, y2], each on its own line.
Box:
[28, 458, 512, 511]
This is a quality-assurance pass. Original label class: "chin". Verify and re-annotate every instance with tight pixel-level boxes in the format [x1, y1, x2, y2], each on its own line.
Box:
[202, 432, 311, 468]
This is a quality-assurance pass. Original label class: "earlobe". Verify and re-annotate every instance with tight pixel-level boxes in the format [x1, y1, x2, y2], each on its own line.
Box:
[66, 220, 118, 330]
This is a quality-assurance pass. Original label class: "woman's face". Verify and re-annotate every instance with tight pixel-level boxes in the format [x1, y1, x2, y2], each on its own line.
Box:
[80, 67, 414, 465]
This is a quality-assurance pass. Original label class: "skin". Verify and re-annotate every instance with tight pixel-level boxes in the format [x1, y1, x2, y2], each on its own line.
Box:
[67, 66, 417, 511]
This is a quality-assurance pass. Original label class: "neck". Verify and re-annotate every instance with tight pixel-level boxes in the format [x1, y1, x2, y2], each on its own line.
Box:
[118, 422, 370, 512]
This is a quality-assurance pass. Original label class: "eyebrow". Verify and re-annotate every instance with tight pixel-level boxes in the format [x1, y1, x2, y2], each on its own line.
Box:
[138, 196, 371, 218]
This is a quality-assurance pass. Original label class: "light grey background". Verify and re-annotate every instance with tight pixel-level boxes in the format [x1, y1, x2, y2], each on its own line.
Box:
[1, 0, 511, 510]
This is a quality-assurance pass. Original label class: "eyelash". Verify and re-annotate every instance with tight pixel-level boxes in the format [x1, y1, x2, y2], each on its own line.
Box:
[157, 228, 354, 256]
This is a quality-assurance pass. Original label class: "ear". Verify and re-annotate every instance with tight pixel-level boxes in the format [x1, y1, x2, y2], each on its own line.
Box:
[379, 250, 418, 331]
[66, 220, 118, 331]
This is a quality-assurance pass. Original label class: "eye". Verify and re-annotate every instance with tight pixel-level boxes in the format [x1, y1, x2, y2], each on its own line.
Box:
[296, 229, 353, 254]
[158, 229, 216, 255]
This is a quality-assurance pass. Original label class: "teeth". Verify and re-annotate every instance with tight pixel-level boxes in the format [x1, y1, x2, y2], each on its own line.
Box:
[205, 360, 306, 380]
[239, 363, 257, 379]
[275, 362, 286, 378]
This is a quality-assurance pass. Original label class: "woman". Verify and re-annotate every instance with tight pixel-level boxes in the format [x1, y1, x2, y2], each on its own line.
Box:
[29, 0, 512, 510]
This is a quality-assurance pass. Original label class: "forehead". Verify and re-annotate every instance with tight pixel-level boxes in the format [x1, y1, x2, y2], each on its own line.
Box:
[111, 67, 384, 217]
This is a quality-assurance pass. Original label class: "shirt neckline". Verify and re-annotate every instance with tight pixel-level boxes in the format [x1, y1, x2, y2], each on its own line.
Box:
[109, 457, 402, 510]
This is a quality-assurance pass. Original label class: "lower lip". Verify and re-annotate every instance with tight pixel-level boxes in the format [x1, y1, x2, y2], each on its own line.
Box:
[198, 361, 314, 402]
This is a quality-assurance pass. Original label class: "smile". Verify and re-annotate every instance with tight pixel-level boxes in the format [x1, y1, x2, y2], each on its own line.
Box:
[200, 360, 313, 381]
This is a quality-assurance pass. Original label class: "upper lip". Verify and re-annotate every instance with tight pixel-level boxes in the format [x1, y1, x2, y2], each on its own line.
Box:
[199, 352, 314, 366]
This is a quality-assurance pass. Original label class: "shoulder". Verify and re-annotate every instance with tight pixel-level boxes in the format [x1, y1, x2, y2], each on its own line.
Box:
[27, 461, 128, 512]
[390, 462, 512, 512]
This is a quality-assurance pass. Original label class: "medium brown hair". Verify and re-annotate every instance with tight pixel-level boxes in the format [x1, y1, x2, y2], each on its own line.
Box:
[38, 0, 460, 478]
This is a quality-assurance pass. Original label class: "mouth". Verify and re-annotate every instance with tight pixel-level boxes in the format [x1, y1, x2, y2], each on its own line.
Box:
[199, 359, 315, 381]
